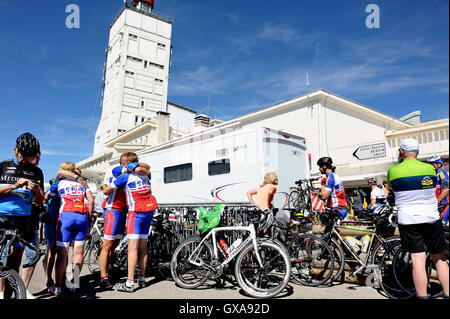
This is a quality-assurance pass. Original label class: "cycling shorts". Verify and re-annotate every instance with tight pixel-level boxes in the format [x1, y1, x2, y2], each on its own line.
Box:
[103, 209, 127, 240]
[126, 211, 154, 239]
[57, 212, 89, 247]
[44, 222, 57, 247]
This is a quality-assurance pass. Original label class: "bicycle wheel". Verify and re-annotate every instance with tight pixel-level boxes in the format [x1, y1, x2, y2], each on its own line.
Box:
[235, 239, 291, 298]
[288, 190, 300, 209]
[0, 269, 27, 299]
[171, 235, 213, 289]
[324, 237, 345, 285]
[393, 247, 446, 299]
[293, 234, 334, 287]
[371, 236, 401, 266]
[87, 237, 103, 274]
[378, 241, 412, 299]
[151, 234, 183, 280]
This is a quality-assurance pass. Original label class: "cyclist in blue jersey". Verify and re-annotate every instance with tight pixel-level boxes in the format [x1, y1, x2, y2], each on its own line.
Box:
[0, 133, 44, 298]
[427, 155, 449, 224]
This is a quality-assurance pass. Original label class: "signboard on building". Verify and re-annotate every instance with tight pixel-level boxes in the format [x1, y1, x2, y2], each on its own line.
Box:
[352, 143, 386, 160]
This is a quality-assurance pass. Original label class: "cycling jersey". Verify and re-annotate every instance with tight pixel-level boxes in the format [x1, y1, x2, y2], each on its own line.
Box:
[370, 187, 387, 205]
[387, 158, 439, 225]
[102, 166, 127, 212]
[110, 173, 156, 213]
[0, 158, 44, 217]
[324, 172, 348, 209]
[436, 168, 449, 205]
[48, 179, 89, 214]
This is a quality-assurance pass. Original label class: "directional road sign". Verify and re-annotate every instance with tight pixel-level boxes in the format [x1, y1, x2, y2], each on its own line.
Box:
[352, 143, 386, 160]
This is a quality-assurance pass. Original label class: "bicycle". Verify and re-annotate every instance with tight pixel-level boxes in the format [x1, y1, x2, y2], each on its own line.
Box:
[85, 212, 105, 274]
[269, 208, 335, 287]
[318, 206, 401, 288]
[379, 224, 449, 299]
[170, 209, 291, 298]
[0, 216, 44, 299]
[288, 178, 321, 214]
[148, 210, 184, 280]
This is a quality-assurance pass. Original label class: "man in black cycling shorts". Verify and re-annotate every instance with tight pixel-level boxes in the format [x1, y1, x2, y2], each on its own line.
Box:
[0, 133, 44, 297]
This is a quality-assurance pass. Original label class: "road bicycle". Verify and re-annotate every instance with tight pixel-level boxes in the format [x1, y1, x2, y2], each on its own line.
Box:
[170, 209, 291, 298]
[268, 208, 335, 287]
[379, 224, 449, 299]
[318, 206, 401, 288]
[288, 178, 321, 215]
[0, 217, 44, 299]
[147, 210, 184, 280]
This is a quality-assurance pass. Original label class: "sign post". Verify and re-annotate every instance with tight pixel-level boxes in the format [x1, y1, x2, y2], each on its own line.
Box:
[352, 143, 386, 160]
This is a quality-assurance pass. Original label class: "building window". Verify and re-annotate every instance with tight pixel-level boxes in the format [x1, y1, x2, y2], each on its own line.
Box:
[208, 159, 230, 176]
[135, 116, 139, 125]
[164, 163, 193, 184]
[155, 78, 163, 83]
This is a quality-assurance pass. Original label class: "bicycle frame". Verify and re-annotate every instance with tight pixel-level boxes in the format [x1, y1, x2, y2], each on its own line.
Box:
[330, 224, 386, 275]
[188, 225, 264, 271]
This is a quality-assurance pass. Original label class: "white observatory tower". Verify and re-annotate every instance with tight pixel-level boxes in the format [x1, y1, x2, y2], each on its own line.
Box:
[93, 0, 172, 155]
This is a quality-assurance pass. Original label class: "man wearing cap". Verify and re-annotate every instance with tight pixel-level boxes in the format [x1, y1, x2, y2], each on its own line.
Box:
[387, 138, 448, 299]
[368, 177, 386, 209]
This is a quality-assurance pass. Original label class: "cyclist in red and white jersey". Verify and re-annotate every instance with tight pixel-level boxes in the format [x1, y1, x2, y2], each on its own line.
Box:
[317, 157, 348, 219]
[103, 153, 155, 292]
[99, 153, 150, 290]
[45, 162, 94, 296]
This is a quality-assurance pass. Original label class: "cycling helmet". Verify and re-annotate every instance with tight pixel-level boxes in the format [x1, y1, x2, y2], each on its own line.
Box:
[371, 204, 389, 215]
[15, 133, 40, 157]
[427, 155, 444, 166]
[367, 177, 377, 185]
[257, 210, 274, 231]
[317, 157, 333, 168]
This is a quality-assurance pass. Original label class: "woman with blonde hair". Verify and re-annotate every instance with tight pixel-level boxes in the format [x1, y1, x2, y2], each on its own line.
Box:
[44, 161, 94, 296]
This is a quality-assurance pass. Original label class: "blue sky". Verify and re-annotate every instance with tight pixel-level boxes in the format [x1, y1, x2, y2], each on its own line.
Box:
[0, 0, 448, 182]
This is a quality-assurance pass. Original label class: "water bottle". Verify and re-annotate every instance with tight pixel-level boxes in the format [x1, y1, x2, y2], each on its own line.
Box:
[228, 238, 243, 254]
[219, 240, 229, 254]
[361, 235, 371, 253]
[346, 236, 360, 253]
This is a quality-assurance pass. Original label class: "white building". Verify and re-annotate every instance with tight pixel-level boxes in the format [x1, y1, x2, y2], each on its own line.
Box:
[93, 1, 173, 155]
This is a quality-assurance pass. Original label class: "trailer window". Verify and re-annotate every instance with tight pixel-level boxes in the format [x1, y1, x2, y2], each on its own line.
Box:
[208, 159, 230, 176]
[164, 163, 193, 183]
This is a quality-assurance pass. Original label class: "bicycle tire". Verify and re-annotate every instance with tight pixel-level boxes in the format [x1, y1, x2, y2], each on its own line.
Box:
[0, 268, 27, 299]
[324, 237, 345, 285]
[235, 239, 291, 298]
[87, 237, 103, 274]
[378, 240, 413, 299]
[288, 190, 300, 210]
[393, 247, 446, 299]
[151, 234, 183, 280]
[292, 234, 334, 287]
[170, 235, 213, 289]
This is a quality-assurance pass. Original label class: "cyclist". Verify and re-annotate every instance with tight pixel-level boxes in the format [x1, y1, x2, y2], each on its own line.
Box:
[317, 157, 348, 219]
[427, 155, 449, 224]
[103, 152, 155, 293]
[387, 138, 448, 299]
[99, 153, 151, 290]
[368, 177, 386, 210]
[0, 133, 44, 298]
[45, 161, 95, 296]
[21, 151, 45, 299]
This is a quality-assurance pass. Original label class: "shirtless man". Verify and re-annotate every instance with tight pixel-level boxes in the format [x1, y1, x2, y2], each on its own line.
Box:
[247, 173, 290, 231]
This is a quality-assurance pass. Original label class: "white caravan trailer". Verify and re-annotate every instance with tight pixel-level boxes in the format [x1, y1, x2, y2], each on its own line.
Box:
[136, 126, 309, 208]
